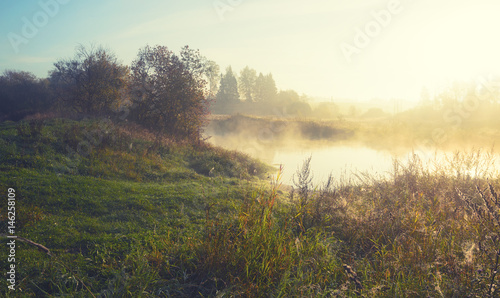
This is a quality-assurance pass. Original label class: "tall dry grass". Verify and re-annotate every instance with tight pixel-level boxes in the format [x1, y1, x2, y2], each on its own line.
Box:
[188, 148, 500, 296]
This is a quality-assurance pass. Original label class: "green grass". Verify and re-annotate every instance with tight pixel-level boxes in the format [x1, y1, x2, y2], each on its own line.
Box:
[1, 117, 500, 296]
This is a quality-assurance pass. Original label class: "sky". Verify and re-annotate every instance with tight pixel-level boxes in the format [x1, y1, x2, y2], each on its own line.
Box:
[2, 0, 500, 102]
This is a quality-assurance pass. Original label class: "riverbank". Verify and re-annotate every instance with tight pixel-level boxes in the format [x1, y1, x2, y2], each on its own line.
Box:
[1, 117, 499, 296]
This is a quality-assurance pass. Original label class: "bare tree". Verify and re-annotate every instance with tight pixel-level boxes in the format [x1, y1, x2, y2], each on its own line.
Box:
[49, 44, 129, 116]
[129, 45, 210, 140]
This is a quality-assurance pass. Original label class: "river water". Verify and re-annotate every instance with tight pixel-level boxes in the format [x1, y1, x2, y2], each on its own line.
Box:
[208, 133, 499, 187]
[271, 145, 398, 186]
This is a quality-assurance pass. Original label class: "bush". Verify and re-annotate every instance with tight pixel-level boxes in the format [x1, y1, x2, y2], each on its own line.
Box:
[0, 70, 54, 121]
[49, 44, 129, 117]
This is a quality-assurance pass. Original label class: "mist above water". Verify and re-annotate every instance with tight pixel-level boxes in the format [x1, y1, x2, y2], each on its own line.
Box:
[206, 114, 500, 187]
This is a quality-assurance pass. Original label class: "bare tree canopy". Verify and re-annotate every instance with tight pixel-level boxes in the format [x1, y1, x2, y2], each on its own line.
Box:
[129, 45, 211, 140]
[49, 44, 129, 116]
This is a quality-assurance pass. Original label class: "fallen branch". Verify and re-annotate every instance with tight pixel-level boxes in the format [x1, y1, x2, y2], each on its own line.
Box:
[0, 234, 51, 256]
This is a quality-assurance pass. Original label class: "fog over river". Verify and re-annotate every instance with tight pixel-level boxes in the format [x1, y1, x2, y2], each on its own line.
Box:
[208, 131, 500, 187]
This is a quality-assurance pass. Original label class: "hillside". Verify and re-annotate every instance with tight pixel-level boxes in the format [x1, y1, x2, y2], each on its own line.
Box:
[0, 118, 274, 296]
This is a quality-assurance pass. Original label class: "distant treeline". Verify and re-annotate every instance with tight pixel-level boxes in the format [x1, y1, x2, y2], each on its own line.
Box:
[4, 43, 497, 139]
[0, 43, 345, 138]
[1, 44, 217, 140]
[213, 65, 343, 118]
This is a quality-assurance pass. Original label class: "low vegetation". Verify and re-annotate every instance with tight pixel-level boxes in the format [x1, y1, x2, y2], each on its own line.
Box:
[1, 118, 500, 297]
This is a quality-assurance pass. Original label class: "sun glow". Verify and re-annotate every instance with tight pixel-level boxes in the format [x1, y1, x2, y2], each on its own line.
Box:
[405, 2, 500, 87]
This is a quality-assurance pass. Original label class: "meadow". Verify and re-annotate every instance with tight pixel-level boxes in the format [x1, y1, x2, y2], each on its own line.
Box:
[1, 117, 500, 297]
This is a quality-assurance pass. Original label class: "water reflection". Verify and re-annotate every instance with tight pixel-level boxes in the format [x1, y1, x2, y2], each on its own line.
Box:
[272, 147, 499, 186]
[272, 146, 395, 186]
[207, 134, 499, 187]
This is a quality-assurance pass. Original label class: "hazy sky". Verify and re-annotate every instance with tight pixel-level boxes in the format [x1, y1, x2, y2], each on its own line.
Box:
[2, 0, 500, 102]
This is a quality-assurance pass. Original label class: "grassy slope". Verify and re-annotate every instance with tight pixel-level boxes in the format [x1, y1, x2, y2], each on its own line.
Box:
[1, 117, 500, 297]
[0, 118, 273, 297]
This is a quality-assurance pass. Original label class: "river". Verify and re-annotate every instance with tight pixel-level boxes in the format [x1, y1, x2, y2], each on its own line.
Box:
[208, 134, 499, 187]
